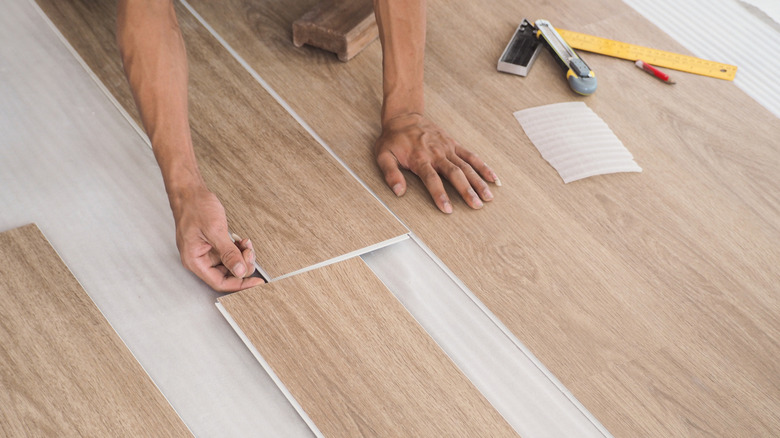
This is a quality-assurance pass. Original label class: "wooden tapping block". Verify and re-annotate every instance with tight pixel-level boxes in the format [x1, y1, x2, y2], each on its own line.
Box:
[292, 0, 378, 62]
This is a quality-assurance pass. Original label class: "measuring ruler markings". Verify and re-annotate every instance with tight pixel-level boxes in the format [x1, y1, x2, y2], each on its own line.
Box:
[557, 28, 737, 81]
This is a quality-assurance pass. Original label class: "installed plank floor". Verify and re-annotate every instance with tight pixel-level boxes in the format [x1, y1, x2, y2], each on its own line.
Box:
[35, 0, 406, 279]
[181, 0, 780, 436]
[0, 224, 191, 437]
[219, 257, 518, 437]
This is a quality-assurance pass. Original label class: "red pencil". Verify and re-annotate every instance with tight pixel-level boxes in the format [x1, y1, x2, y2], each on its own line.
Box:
[635, 59, 675, 84]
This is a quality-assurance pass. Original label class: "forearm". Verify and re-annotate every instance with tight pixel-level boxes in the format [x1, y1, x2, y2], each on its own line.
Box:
[373, 0, 426, 125]
[117, 0, 202, 206]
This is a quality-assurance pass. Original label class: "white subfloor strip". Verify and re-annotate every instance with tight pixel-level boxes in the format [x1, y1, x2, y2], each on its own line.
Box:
[35, 228, 195, 437]
[216, 303, 324, 438]
[622, 0, 780, 119]
[29, 0, 151, 147]
[364, 236, 613, 438]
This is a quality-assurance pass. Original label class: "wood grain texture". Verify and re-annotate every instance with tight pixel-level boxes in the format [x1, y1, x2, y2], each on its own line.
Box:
[219, 257, 518, 437]
[181, 0, 780, 435]
[34, 0, 406, 279]
[292, 0, 378, 61]
[0, 224, 191, 437]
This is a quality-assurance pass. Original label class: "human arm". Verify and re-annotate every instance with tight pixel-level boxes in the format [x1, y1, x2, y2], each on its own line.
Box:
[372, 0, 500, 213]
[116, 0, 262, 291]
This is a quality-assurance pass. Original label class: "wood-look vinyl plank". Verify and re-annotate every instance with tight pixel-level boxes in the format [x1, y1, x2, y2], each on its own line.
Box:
[0, 224, 191, 437]
[570, 341, 780, 437]
[34, 0, 407, 279]
[218, 257, 518, 437]
[180, 0, 780, 435]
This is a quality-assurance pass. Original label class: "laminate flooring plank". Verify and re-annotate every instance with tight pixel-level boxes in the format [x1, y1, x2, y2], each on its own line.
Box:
[0, 224, 191, 437]
[219, 257, 518, 437]
[34, 0, 407, 279]
[570, 341, 780, 438]
[180, 0, 780, 435]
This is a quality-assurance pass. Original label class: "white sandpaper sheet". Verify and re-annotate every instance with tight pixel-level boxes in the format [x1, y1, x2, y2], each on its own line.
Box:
[514, 102, 642, 183]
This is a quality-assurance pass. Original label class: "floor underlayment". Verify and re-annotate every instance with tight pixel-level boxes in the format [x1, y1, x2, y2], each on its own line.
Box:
[3, 0, 779, 436]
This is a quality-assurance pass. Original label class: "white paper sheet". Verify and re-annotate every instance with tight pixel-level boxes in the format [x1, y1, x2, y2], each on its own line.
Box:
[514, 102, 642, 183]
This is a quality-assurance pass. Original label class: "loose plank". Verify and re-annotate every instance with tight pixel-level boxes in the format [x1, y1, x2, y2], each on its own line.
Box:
[34, 0, 407, 279]
[0, 224, 191, 437]
[219, 257, 518, 437]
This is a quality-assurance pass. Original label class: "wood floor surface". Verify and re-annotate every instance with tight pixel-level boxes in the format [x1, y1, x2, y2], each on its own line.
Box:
[181, 0, 780, 436]
[0, 224, 191, 437]
[219, 257, 518, 437]
[34, 0, 407, 279]
[33, 0, 780, 435]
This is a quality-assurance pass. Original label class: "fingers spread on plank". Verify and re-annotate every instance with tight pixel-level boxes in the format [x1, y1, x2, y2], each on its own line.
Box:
[455, 145, 501, 186]
[413, 163, 453, 214]
[450, 154, 493, 202]
[434, 158, 484, 209]
[376, 149, 407, 196]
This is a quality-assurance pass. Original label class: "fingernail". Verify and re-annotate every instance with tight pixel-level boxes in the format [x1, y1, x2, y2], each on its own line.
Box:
[468, 188, 483, 208]
[250, 250, 256, 263]
[231, 233, 241, 242]
[392, 183, 403, 196]
[246, 238, 253, 250]
[232, 262, 246, 277]
[483, 188, 494, 201]
[493, 173, 502, 187]
[441, 197, 453, 214]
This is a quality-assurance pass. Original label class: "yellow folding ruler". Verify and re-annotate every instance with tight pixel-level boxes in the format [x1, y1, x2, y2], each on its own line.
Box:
[556, 29, 737, 81]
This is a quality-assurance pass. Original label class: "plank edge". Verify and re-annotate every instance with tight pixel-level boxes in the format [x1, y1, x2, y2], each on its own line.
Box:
[268, 233, 409, 281]
[1, 223, 194, 435]
[407, 233, 614, 438]
[215, 302, 325, 438]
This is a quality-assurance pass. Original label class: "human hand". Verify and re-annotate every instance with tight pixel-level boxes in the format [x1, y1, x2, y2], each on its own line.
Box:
[169, 184, 264, 292]
[375, 113, 500, 213]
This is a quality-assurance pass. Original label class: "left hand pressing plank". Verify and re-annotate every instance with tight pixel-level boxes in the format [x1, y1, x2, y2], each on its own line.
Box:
[375, 113, 500, 213]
